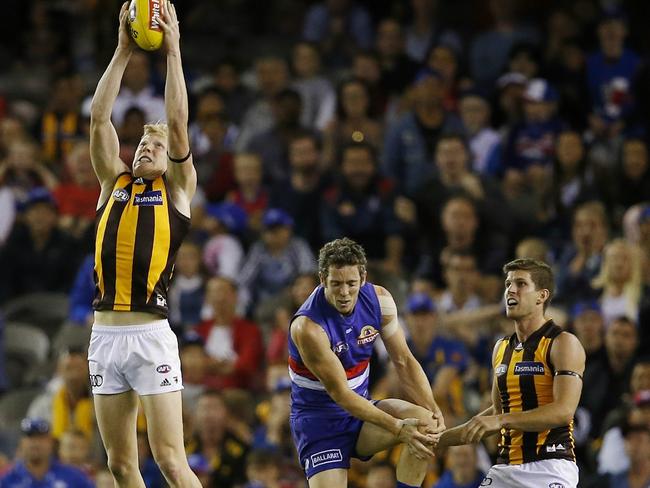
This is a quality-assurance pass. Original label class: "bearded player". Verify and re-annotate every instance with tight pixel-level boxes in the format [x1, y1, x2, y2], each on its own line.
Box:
[289, 238, 445, 487]
[87, 2, 201, 487]
[437, 258, 586, 488]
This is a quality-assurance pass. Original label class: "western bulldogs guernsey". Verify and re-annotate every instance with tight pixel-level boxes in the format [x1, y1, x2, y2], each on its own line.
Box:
[288, 282, 382, 418]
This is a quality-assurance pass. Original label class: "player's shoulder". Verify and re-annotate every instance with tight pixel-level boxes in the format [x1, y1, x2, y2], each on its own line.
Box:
[372, 283, 391, 297]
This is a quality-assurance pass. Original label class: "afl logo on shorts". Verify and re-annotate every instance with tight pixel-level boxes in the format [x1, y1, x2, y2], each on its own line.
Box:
[357, 325, 379, 345]
[156, 364, 172, 374]
[549, 484, 565, 488]
[113, 188, 130, 202]
[89, 374, 103, 387]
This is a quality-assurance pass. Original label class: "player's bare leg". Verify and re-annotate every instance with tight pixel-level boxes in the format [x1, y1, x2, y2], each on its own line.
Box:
[308, 468, 348, 488]
[94, 390, 146, 488]
[356, 399, 434, 486]
[140, 391, 202, 487]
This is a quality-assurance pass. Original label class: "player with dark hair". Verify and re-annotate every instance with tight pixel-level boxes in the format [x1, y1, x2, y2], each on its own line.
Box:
[437, 258, 586, 488]
[87, 2, 201, 487]
[289, 237, 445, 487]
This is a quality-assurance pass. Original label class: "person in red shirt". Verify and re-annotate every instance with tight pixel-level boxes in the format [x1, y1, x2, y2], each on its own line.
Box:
[194, 276, 264, 391]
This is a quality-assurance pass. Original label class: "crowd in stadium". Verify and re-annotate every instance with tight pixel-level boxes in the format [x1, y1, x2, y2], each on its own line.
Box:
[0, 0, 650, 486]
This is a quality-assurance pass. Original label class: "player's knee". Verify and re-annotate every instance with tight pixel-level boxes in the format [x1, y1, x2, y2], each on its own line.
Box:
[107, 456, 138, 481]
[403, 404, 435, 424]
[154, 453, 186, 483]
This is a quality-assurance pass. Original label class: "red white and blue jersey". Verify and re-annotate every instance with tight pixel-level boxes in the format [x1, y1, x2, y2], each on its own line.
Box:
[288, 282, 382, 418]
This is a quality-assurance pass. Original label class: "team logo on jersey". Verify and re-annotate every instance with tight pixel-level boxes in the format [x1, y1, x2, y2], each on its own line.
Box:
[546, 444, 565, 453]
[333, 341, 349, 355]
[513, 361, 545, 375]
[112, 188, 130, 202]
[495, 364, 508, 376]
[134, 190, 163, 206]
[357, 325, 379, 345]
[310, 449, 342, 467]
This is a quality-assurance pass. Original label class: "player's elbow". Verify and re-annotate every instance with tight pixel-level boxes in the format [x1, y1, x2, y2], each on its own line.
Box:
[553, 404, 575, 426]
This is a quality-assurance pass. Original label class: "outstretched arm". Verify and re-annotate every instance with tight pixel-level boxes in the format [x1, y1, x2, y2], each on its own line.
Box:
[89, 2, 132, 190]
[375, 285, 444, 431]
[159, 0, 196, 201]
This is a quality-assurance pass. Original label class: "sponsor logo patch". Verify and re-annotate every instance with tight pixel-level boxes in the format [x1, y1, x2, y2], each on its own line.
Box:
[495, 364, 508, 376]
[310, 449, 342, 468]
[513, 361, 545, 375]
[112, 188, 130, 202]
[89, 374, 103, 387]
[357, 325, 379, 345]
[480, 477, 492, 486]
[160, 378, 171, 387]
[156, 364, 171, 374]
[134, 190, 163, 206]
[546, 444, 566, 453]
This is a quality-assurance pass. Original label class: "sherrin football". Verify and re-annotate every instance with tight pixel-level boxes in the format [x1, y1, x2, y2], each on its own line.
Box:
[128, 0, 164, 51]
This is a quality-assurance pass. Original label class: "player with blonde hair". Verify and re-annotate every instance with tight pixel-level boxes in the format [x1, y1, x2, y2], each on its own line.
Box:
[87, 2, 200, 487]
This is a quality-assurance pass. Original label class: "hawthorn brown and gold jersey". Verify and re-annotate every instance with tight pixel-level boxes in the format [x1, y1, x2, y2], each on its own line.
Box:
[494, 320, 576, 465]
[93, 173, 190, 317]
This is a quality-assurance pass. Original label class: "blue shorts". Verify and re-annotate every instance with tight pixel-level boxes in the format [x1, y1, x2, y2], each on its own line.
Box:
[290, 406, 379, 479]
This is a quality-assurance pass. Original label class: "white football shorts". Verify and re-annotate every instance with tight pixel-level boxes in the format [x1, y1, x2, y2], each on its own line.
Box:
[88, 320, 183, 395]
[481, 459, 578, 488]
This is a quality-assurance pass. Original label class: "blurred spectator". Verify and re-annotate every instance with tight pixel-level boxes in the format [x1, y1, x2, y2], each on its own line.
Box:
[434, 444, 485, 488]
[573, 301, 608, 438]
[237, 56, 290, 151]
[587, 10, 640, 127]
[178, 332, 207, 417]
[226, 152, 269, 232]
[246, 89, 307, 186]
[270, 132, 329, 250]
[169, 241, 206, 331]
[365, 461, 396, 488]
[321, 141, 406, 273]
[591, 239, 647, 325]
[252, 384, 294, 462]
[190, 88, 237, 199]
[613, 137, 650, 214]
[0, 187, 80, 303]
[323, 78, 383, 168]
[514, 236, 551, 263]
[57, 429, 93, 477]
[436, 250, 482, 314]
[425, 44, 466, 112]
[104, 50, 166, 126]
[52, 140, 100, 242]
[506, 42, 542, 81]
[0, 418, 93, 487]
[493, 72, 527, 132]
[68, 254, 94, 327]
[117, 106, 146, 164]
[404, 292, 469, 422]
[376, 18, 419, 96]
[351, 50, 389, 118]
[607, 419, 650, 488]
[244, 448, 295, 488]
[201, 202, 246, 279]
[239, 209, 316, 310]
[302, 0, 373, 69]
[404, 0, 462, 63]
[195, 277, 263, 391]
[414, 133, 506, 250]
[291, 41, 336, 131]
[187, 390, 249, 487]
[0, 140, 58, 201]
[469, 0, 539, 87]
[382, 68, 463, 196]
[27, 347, 93, 442]
[459, 89, 502, 176]
[555, 201, 609, 305]
[549, 129, 602, 240]
[210, 57, 255, 125]
[137, 431, 165, 488]
[263, 273, 319, 368]
[40, 74, 85, 166]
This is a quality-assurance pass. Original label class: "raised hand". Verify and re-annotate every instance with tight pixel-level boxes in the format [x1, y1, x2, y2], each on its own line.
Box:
[117, 2, 135, 51]
[158, 0, 181, 55]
